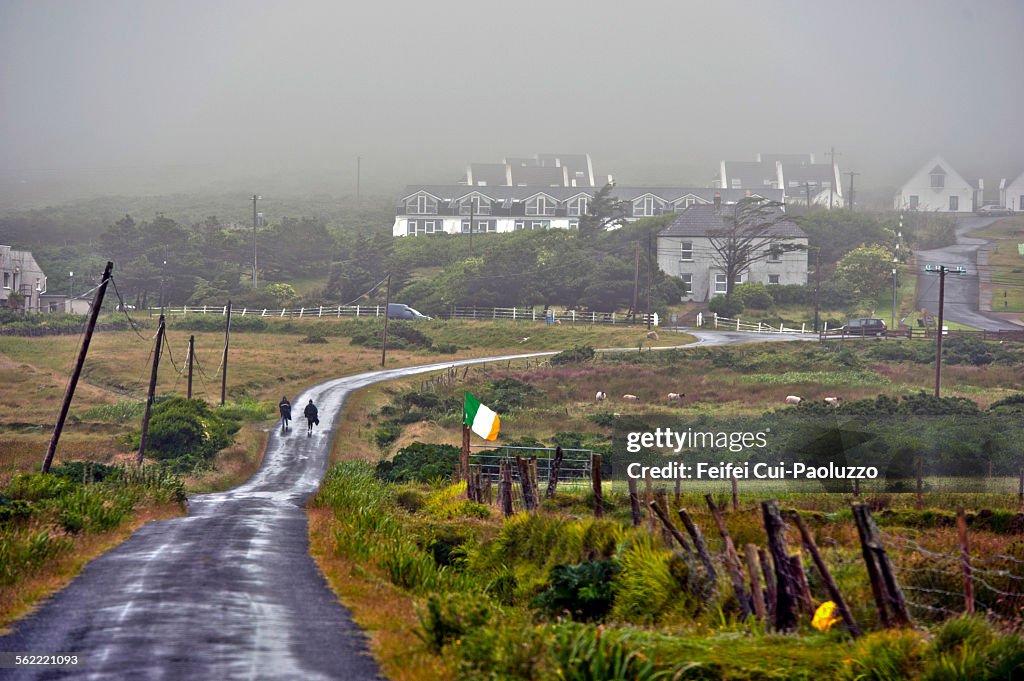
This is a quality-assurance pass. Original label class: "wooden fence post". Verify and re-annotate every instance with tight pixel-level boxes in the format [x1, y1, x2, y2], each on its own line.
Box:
[1018, 468, 1023, 504]
[915, 458, 923, 510]
[761, 500, 799, 631]
[790, 512, 861, 637]
[706, 495, 751, 617]
[758, 547, 776, 618]
[591, 453, 603, 518]
[957, 507, 975, 615]
[499, 463, 513, 517]
[628, 477, 642, 527]
[546, 446, 564, 500]
[790, 554, 815, 616]
[852, 503, 911, 627]
[516, 456, 536, 511]
[649, 500, 693, 554]
[654, 490, 673, 546]
[731, 475, 739, 511]
[744, 544, 766, 620]
[678, 509, 718, 586]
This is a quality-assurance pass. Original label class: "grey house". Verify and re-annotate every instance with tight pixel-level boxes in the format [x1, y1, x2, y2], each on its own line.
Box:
[656, 203, 808, 302]
[0, 245, 47, 312]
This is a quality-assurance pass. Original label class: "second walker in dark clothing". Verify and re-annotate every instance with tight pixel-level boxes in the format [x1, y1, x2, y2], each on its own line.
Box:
[303, 400, 319, 436]
[279, 397, 292, 429]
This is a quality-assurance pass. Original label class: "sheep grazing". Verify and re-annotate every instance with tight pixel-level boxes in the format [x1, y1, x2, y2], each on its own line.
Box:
[595, 391, 607, 401]
[785, 395, 803, 405]
[667, 392, 684, 401]
[824, 396, 841, 406]
[622, 394, 640, 402]
[646, 331, 659, 340]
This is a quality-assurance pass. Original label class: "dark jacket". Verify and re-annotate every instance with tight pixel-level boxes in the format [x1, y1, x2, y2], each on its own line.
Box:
[303, 402, 318, 421]
[279, 400, 291, 418]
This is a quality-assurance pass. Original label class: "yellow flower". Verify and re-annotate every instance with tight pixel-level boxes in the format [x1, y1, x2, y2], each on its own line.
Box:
[812, 601, 841, 632]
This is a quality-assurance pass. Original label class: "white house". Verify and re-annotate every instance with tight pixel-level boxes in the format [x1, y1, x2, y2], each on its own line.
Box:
[656, 200, 808, 302]
[393, 186, 784, 237]
[0, 245, 47, 311]
[1001, 171, 1024, 212]
[894, 156, 975, 212]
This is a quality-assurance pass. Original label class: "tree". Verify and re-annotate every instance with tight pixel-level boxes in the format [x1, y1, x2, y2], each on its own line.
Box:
[835, 243, 895, 301]
[707, 198, 805, 299]
[578, 183, 628, 238]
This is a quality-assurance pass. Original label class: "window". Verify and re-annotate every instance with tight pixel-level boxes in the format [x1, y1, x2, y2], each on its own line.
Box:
[514, 220, 525, 230]
[406, 194, 438, 215]
[949, 195, 959, 211]
[768, 274, 780, 285]
[730, 179, 742, 189]
[679, 241, 693, 261]
[767, 246, 782, 263]
[632, 195, 663, 217]
[461, 219, 470, 233]
[567, 196, 589, 216]
[930, 173, 945, 189]
[680, 273, 692, 295]
[909, 195, 919, 210]
[530, 220, 549, 230]
[2, 272, 8, 289]
[459, 195, 491, 215]
[714, 274, 728, 294]
[568, 219, 579, 229]
[407, 220, 418, 236]
[525, 195, 555, 216]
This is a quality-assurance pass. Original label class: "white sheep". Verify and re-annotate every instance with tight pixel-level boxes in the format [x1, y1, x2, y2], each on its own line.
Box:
[595, 391, 607, 401]
[647, 331, 659, 340]
[785, 395, 803, 405]
[667, 392, 684, 401]
[824, 396, 841, 406]
[622, 394, 640, 402]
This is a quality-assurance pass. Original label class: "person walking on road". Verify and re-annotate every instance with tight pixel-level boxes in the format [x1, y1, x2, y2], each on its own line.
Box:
[278, 396, 292, 430]
[303, 399, 319, 437]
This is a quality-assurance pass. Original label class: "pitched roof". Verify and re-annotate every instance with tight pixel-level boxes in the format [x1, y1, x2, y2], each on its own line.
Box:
[658, 203, 807, 239]
[399, 185, 784, 204]
[722, 161, 779, 189]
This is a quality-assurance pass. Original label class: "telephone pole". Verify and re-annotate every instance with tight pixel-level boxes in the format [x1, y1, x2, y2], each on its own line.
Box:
[187, 335, 195, 400]
[251, 194, 261, 288]
[813, 248, 821, 333]
[42, 261, 114, 473]
[646, 232, 654, 329]
[934, 266, 947, 397]
[137, 314, 166, 464]
[826, 146, 839, 210]
[221, 301, 232, 405]
[381, 274, 392, 367]
[845, 171, 860, 211]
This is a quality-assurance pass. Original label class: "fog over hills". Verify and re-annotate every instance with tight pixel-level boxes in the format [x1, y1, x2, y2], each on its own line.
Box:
[2, 0, 1022, 208]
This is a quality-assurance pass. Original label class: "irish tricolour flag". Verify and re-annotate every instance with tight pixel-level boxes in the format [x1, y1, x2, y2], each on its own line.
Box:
[464, 392, 500, 441]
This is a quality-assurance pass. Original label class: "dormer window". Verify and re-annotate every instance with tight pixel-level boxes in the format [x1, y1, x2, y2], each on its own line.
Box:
[526, 195, 556, 216]
[929, 165, 946, 189]
[632, 195, 664, 217]
[567, 196, 589, 216]
[459, 194, 492, 215]
[406, 193, 438, 215]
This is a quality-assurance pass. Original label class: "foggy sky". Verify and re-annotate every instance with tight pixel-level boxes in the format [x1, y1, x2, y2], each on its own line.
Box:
[1, 0, 1022, 196]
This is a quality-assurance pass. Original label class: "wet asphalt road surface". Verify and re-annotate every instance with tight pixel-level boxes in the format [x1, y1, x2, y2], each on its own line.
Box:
[0, 353, 550, 681]
[915, 216, 1019, 331]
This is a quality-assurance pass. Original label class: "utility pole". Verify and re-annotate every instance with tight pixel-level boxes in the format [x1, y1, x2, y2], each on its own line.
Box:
[646, 232, 654, 329]
[630, 241, 640, 322]
[826, 146, 839, 210]
[813, 248, 821, 332]
[380, 274, 392, 367]
[846, 172, 860, 211]
[187, 334, 195, 399]
[469, 201, 474, 257]
[252, 194, 261, 288]
[935, 266, 946, 397]
[137, 314, 166, 464]
[891, 268, 898, 332]
[221, 301, 232, 406]
[42, 261, 113, 473]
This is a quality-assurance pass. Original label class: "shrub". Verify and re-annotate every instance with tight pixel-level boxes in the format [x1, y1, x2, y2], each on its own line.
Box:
[300, 333, 328, 344]
[548, 623, 665, 681]
[551, 345, 596, 365]
[611, 536, 684, 624]
[707, 295, 743, 318]
[376, 442, 460, 482]
[140, 396, 240, 463]
[532, 560, 619, 622]
[416, 593, 491, 653]
[732, 282, 773, 310]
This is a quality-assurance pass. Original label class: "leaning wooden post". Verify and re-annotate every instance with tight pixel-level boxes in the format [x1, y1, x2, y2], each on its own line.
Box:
[674, 475, 681, 505]
[545, 446, 564, 499]
[956, 507, 975, 615]
[758, 546, 777, 618]
[648, 500, 692, 554]
[42, 261, 114, 473]
[220, 300, 232, 405]
[654, 490, 673, 546]
[186, 334, 195, 399]
[1018, 467, 1023, 504]
[761, 500, 799, 631]
[591, 453, 603, 518]
[516, 456, 536, 511]
[678, 508, 718, 585]
[744, 544, 767, 620]
[628, 477, 642, 527]
[790, 511, 861, 637]
[499, 463, 513, 517]
[137, 314, 166, 464]
[731, 475, 739, 511]
[706, 494, 751, 617]
[852, 503, 911, 627]
[645, 477, 656, 534]
[790, 554, 815, 616]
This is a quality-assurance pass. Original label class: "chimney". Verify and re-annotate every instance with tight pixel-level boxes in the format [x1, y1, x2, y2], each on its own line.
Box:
[713, 191, 722, 212]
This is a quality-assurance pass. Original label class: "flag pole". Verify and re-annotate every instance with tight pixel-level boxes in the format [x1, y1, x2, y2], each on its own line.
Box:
[462, 422, 472, 499]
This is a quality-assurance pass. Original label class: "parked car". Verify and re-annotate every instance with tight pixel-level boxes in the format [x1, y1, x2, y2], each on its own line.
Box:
[975, 205, 1012, 217]
[386, 303, 431, 320]
[841, 318, 887, 336]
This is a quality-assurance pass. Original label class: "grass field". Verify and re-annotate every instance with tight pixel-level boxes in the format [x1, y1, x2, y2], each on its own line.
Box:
[967, 216, 1024, 315]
